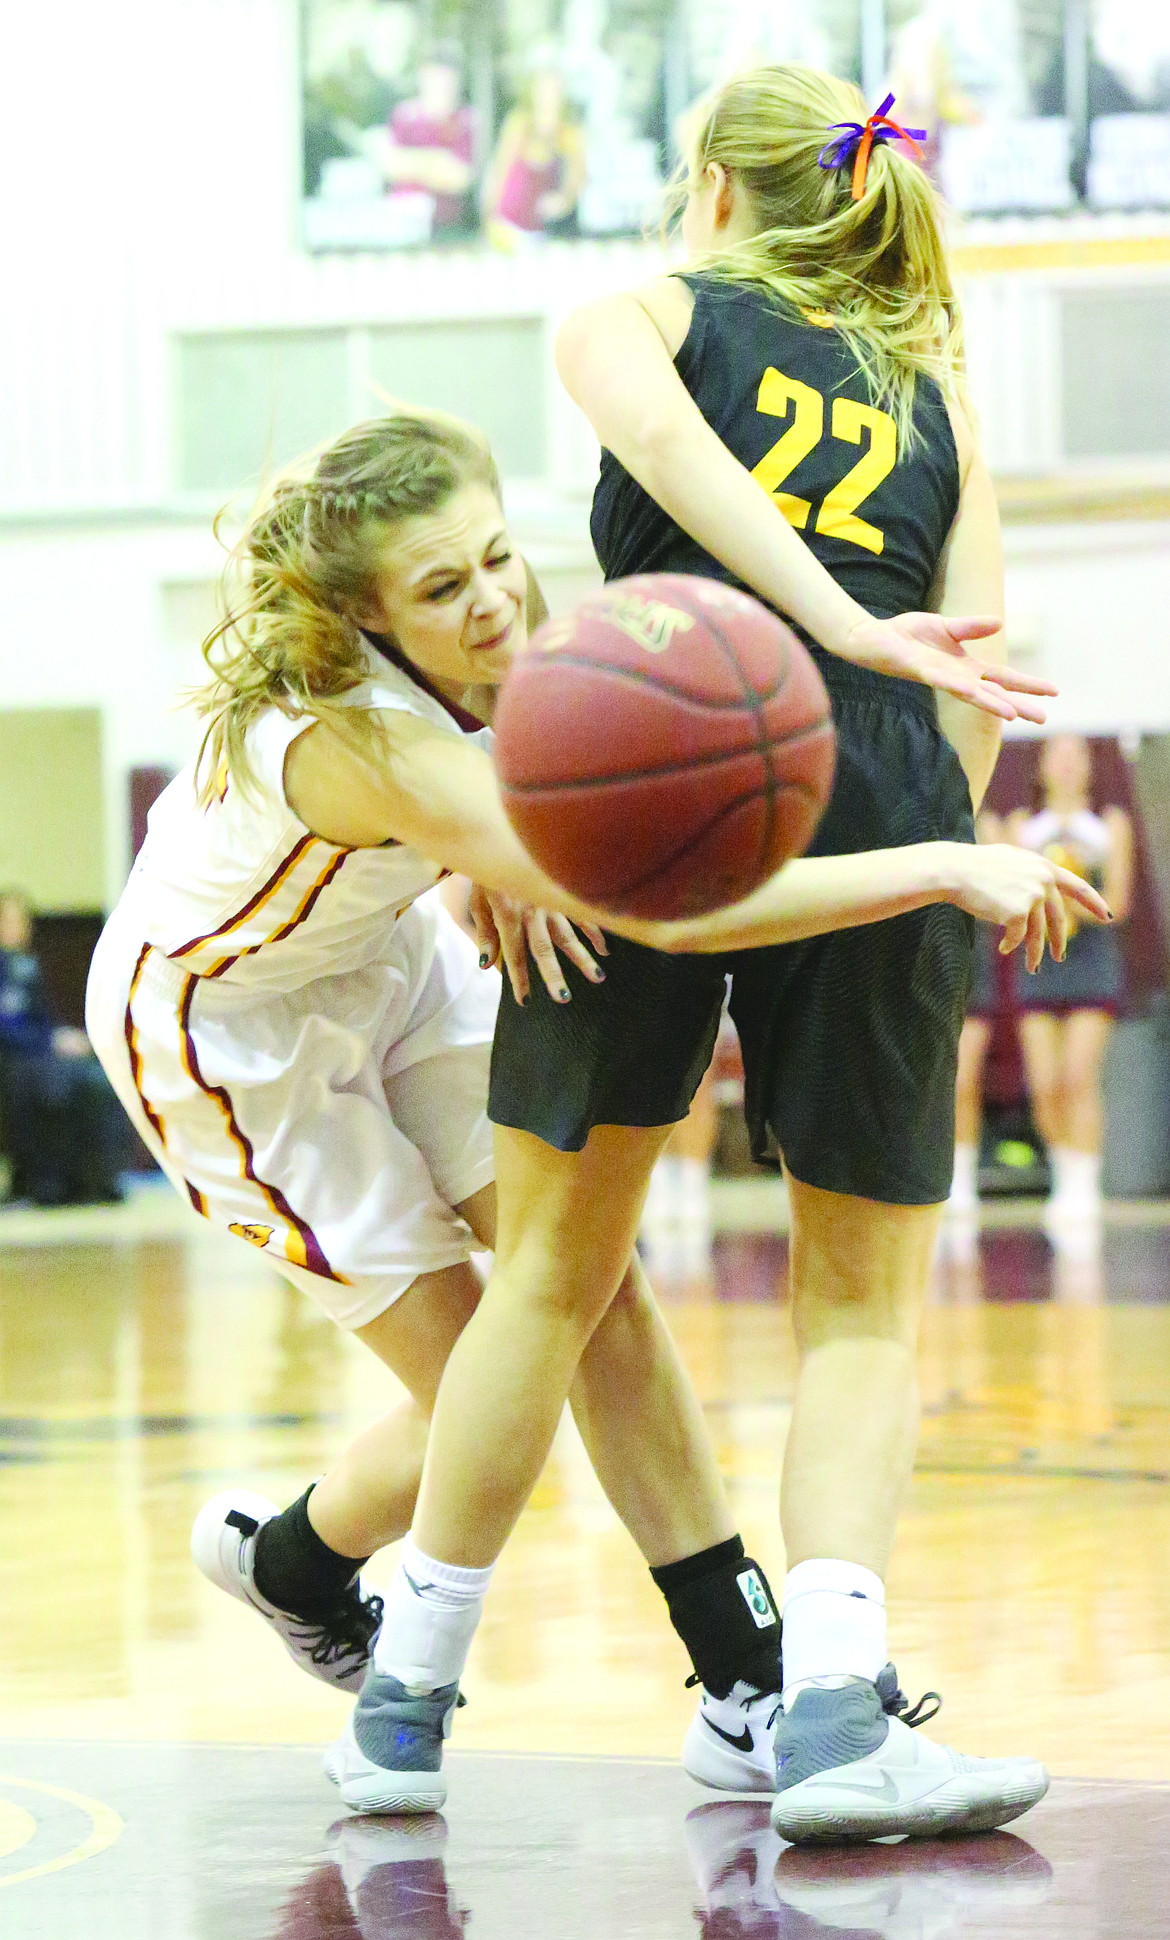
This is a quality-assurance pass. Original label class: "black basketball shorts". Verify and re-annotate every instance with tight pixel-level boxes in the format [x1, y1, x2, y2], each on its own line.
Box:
[488, 668, 976, 1206]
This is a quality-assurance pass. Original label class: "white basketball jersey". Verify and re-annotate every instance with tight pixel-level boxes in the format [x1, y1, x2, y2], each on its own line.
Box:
[115, 650, 490, 994]
[1016, 808, 1112, 884]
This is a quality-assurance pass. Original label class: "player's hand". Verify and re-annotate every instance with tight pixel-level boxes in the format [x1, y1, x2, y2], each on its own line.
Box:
[948, 843, 1111, 972]
[839, 613, 1056, 724]
[467, 886, 607, 1005]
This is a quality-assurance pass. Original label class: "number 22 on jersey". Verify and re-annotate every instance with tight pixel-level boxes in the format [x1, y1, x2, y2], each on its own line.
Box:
[750, 367, 897, 556]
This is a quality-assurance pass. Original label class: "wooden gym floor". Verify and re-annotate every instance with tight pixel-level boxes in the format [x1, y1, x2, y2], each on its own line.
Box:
[1, 1179, 1168, 1936]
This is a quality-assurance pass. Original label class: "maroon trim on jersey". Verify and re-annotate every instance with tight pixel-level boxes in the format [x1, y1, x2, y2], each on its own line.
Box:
[123, 944, 206, 1212]
[123, 943, 167, 1147]
[202, 849, 349, 980]
[176, 975, 346, 1284]
[363, 630, 486, 734]
[170, 832, 318, 960]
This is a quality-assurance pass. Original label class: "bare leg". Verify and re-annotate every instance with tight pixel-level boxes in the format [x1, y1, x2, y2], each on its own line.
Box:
[410, 1121, 734, 1569]
[1060, 1009, 1113, 1154]
[310, 1172, 735, 1572]
[668, 1061, 718, 1162]
[307, 1184, 496, 1558]
[780, 1173, 941, 1576]
[571, 1251, 735, 1563]
[1017, 1011, 1065, 1149]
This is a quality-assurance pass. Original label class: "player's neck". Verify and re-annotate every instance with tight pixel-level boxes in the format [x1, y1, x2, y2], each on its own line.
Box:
[1045, 787, 1088, 816]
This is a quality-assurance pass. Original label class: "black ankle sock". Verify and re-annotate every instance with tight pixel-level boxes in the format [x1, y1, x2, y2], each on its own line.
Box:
[251, 1486, 369, 1621]
[651, 1535, 783, 1700]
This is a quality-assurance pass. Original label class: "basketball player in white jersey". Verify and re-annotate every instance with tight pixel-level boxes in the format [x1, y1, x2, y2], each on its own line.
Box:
[84, 409, 1100, 1808]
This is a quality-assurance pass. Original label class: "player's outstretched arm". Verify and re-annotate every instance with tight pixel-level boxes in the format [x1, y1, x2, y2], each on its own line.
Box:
[637, 842, 1111, 965]
[555, 290, 1053, 725]
[283, 715, 1107, 986]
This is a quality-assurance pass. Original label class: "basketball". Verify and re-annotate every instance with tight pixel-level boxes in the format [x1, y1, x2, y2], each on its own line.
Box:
[493, 573, 836, 920]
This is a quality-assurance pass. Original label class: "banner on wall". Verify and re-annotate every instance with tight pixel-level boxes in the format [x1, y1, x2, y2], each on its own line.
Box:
[301, 0, 679, 253]
[300, 2, 1170, 250]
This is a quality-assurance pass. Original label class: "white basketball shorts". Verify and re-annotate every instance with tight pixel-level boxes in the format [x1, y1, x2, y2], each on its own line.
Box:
[85, 895, 500, 1328]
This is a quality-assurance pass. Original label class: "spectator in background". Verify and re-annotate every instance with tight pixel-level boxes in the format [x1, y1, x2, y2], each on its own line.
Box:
[0, 889, 124, 1206]
[1009, 736, 1134, 1229]
[483, 60, 586, 246]
[376, 45, 477, 240]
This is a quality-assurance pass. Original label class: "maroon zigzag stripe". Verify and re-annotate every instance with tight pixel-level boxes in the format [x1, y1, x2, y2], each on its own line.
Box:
[177, 975, 343, 1284]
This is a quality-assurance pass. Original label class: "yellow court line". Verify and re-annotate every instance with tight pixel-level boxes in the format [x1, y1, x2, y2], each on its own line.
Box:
[0, 1775, 124, 1889]
[0, 1799, 37, 1861]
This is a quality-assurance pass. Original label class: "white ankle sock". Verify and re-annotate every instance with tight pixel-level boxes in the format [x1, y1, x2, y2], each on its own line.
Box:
[781, 1559, 887, 1709]
[1050, 1147, 1101, 1209]
[949, 1143, 978, 1207]
[371, 1536, 494, 1693]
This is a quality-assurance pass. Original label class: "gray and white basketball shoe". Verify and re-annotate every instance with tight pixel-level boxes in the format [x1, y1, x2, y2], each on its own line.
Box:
[769, 1666, 1049, 1844]
[324, 1669, 461, 1814]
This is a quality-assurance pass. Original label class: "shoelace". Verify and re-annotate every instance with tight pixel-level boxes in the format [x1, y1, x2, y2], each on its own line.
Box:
[879, 1674, 941, 1729]
[685, 1670, 784, 1732]
[291, 1588, 385, 1670]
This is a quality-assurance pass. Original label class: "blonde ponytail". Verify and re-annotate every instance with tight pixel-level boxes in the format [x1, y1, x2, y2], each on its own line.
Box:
[666, 65, 967, 450]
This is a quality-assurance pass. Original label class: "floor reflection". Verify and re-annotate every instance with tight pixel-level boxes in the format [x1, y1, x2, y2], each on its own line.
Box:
[275, 1819, 469, 1940]
[686, 1801, 1053, 1939]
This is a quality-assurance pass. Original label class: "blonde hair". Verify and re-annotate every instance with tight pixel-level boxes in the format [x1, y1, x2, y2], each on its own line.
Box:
[666, 64, 967, 449]
[195, 413, 500, 804]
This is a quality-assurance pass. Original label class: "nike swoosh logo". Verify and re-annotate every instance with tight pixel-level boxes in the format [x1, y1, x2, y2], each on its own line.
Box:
[809, 1770, 900, 1799]
[705, 1718, 755, 1753]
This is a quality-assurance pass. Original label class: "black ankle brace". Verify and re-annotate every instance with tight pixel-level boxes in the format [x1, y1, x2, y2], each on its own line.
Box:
[251, 1486, 369, 1621]
[651, 1536, 782, 1700]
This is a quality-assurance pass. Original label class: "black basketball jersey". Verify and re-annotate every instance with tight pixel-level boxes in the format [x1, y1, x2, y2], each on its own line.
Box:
[590, 274, 960, 641]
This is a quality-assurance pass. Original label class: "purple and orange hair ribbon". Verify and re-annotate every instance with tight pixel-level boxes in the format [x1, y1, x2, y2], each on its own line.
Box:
[817, 93, 927, 200]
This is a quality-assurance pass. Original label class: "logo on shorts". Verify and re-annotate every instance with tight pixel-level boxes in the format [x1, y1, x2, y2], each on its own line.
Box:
[229, 1222, 274, 1249]
[604, 596, 695, 654]
[736, 1568, 777, 1630]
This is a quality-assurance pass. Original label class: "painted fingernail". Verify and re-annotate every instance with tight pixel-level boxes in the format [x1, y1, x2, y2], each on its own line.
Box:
[590, 967, 606, 983]
[556, 986, 571, 1003]
[479, 952, 490, 968]
[520, 993, 530, 1006]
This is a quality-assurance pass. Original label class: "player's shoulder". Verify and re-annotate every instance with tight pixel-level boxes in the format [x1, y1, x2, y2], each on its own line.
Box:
[630, 276, 696, 358]
[941, 389, 979, 482]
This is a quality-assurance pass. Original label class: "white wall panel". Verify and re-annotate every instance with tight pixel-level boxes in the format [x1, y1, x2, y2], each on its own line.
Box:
[6, 2, 1170, 516]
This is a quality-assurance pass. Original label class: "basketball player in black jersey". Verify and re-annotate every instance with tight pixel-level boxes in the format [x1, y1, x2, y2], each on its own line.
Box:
[338, 68, 1106, 1840]
[491, 67, 1063, 1842]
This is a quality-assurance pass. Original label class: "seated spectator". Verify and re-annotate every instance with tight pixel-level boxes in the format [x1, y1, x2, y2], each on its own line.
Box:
[0, 889, 126, 1206]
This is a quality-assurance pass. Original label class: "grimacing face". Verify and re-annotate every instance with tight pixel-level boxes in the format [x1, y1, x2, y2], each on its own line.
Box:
[364, 483, 529, 694]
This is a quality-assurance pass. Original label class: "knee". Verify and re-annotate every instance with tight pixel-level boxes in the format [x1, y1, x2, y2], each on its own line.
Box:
[488, 1245, 625, 1340]
[788, 1231, 930, 1351]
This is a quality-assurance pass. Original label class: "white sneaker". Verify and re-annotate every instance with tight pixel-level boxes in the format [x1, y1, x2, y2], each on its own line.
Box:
[323, 1673, 458, 1814]
[190, 1488, 381, 1695]
[769, 1670, 1049, 1845]
[683, 1682, 784, 1793]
